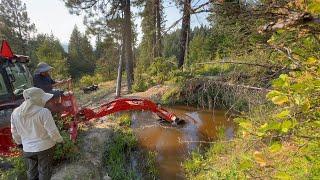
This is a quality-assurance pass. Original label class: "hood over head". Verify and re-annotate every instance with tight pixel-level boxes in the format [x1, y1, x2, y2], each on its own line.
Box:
[16, 87, 53, 117]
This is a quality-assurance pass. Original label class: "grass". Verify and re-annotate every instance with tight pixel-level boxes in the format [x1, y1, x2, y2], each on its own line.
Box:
[104, 114, 160, 180]
[0, 155, 26, 179]
[104, 114, 138, 180]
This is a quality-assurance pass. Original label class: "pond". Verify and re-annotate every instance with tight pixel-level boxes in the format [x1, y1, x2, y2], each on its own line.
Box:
[131, 105, 234, 180]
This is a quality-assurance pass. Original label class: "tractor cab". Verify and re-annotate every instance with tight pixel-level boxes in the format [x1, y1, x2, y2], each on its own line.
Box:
[0, 40, 33, 155]
[0, 40, 33, 124]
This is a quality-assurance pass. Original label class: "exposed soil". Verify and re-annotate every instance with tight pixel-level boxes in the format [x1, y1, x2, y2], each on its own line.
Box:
[127, 84, 171, 100]
[52, 118, 115, 180]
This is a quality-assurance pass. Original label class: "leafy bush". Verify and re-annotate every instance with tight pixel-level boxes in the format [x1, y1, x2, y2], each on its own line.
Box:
[53, 116, 79, 162]
[147, 56, 177, 84]
[0, 156, 26, 179]
[79, 73, 104, 87]
[184, 18, 320, 180]
[133, 73, 149, 92]
[161, 86, 182, 105]
[118, 113, 132, 127]
[104, 127, 138, 180]
[53, 131, 79, 162]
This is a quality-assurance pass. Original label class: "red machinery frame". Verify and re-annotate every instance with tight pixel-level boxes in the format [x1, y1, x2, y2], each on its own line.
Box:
[63, 96, 179, 142]
[0, 40, 181, 157]
[1, 95, 180, 156]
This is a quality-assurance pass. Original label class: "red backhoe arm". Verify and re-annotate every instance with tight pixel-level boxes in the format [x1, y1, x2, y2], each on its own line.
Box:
[78, 98, 178, 123]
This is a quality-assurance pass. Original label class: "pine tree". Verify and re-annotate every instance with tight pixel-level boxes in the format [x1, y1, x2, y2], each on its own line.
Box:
[68, 26, 95, 79]
[63, 0, 135, 92]
[137, 0, 164, 70]
[35, 35, 69, 79]
[0, 0, 35, 54]
[95, 36, 119, 80]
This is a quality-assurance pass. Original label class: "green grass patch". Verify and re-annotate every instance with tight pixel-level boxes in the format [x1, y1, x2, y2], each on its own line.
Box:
[0, 156, 26, 180]
[104, 127, 138, 180]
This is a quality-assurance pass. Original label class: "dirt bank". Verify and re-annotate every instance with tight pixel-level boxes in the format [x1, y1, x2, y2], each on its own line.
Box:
[52, 81, 118, 179]
[126, 84, 171, 100]
[52, 119, 115, 180]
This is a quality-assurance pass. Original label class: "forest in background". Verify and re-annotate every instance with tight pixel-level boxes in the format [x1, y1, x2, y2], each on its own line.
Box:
[1, 0, 320, 179]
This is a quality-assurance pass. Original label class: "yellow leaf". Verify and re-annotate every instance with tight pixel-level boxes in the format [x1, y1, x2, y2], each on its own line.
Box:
[272, 95, 289, 105]
[269, 142, 282, 153]
[274, 172, 292, 180]
[306, 57, 318, 65]
[275, 110, 290, 119]
[253, 151, 267, 167]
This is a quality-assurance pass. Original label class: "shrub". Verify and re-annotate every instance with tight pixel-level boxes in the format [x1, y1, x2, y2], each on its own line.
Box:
[53, 116, 79, 162]
[147, 56, 177, 84]
[133, 73, 148, 92]
[0, 156, 26, 179]
[79, 73, 104, 87]
[104, 127, 138, 180]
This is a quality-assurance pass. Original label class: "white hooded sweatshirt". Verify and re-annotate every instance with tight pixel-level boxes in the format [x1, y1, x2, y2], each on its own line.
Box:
[11, 87, 63, 152]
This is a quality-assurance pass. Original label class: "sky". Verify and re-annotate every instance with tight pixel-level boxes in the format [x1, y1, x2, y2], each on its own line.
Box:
[22, 0, 209, 46]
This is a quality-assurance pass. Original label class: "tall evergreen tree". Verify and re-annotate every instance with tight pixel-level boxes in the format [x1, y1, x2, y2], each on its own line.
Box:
[63, 0, 135, 92]
[0, 0, 35, 54]
[95, 36, 119, 80]
[137, 0, 164, 70]
[35, 35, 69, 79]
[68, 26, 95, 79]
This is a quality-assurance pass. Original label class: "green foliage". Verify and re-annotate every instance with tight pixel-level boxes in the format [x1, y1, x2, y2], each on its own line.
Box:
[53, 116, 79, 162]
[147, 56, 177, 84]
[35, 35, 69, 79]
[54, 131, 79, 162]
[145, 151, 159, 179]
[163, 29, 180, 59]
[161, 86, 182, 105]
[79, 73, 104, 87]
[186, 35, 211, 66]
[94, 36, 119, 81]
[133, 73, 148, 92]
[68, 26, 95, 79]
[0, 156, 26, 179]
[118, 113, 132, 127]
[183, 1, 320, 179]
[183, 151, 204, 175]
[0, 0, 35, 54]
[104, 127, 138, 180]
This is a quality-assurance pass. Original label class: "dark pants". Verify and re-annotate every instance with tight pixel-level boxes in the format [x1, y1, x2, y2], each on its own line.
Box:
[23, 146, 55, 180]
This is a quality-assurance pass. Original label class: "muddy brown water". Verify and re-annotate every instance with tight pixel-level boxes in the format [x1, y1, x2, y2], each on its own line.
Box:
[130, 105, 234, 180]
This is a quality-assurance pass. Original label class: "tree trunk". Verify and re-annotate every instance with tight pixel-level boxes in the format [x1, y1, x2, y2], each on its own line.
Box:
[123, 0, 134, 93]
[178, 0, 191, 68]
[116, 43, 123, 97]
[155, 0, 162, 57]
[152, 0, 157, 58]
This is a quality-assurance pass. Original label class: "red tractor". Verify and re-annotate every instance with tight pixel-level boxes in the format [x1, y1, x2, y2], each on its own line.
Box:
[0, 40, 183, 157]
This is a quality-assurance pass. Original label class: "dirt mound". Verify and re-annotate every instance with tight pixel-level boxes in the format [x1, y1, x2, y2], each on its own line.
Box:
[128, 85, 171, 100]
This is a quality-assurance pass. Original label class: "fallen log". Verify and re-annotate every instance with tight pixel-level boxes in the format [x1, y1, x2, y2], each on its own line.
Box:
[191, 77, 271, 92]
[195, 61, 283, 69]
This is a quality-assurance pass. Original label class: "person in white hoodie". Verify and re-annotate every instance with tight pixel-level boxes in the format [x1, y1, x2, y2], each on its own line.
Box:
[10, 87, 63, 180]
